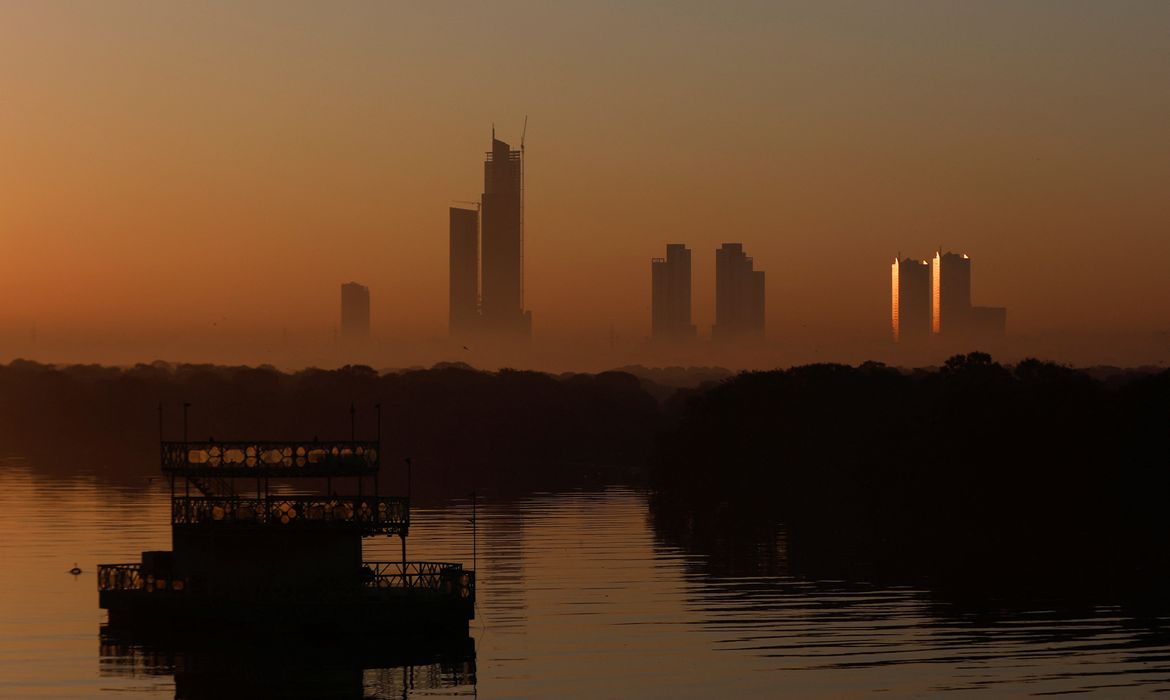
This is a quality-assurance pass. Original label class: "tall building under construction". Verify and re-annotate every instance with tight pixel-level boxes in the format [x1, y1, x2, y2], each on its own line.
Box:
[480, 134, 531, 337]
[651, 244, 696, 341]
[448, 130, 532, 339]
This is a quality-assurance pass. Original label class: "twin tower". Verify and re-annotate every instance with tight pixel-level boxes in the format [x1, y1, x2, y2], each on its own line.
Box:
[651, 243, 765, 341]
[448, 133, 533, 340]
[891, 251, 1007, 343]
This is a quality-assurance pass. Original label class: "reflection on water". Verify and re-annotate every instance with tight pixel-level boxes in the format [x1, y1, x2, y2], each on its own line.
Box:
[99, 628, 474, 699]
[2, 466, 1170, 698]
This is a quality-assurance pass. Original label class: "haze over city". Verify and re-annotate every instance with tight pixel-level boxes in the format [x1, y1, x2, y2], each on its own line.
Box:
[8, 4, 1170, 699]
[2, 1, 1168, 370]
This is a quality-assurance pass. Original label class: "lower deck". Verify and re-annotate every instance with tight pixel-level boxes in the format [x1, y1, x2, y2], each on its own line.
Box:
[99, 560, 475, 633]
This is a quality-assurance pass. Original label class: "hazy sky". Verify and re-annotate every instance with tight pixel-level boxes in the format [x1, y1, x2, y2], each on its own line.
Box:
[2, 1, 1168, 364]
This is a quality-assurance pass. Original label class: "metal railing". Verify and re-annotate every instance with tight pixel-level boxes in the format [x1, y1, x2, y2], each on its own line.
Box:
[161, 441, 379, 474]
[171, 495, 409, 534]
[362, 562, 474, 599]
[98, 564, 187, 593]
[98, 561, 471, 599]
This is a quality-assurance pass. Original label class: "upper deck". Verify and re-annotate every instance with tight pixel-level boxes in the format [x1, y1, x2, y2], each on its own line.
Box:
[162, 440, 379, 478]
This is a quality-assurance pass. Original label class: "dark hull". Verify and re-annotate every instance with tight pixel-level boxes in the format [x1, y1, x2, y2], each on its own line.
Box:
[101, 590, 474, 635]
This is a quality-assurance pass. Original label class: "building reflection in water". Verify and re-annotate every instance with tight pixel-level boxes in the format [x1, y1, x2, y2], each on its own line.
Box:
[99, 626, 475, 699]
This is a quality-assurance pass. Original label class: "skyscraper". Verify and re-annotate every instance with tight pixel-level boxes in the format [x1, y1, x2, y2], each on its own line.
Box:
[891, 257, 931, 342]
[713, 243, 765, 339]
[479, 134, 531, 337]
[340, 282, 370, 340]
[932, 250, 972, 335]
[651, 243, 696, 340]
[449, 207, 479, 336]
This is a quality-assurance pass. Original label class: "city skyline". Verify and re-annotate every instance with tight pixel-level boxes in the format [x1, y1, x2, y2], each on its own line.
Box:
[1, 3, 1168, 368]
[5, 5, 1170, 699]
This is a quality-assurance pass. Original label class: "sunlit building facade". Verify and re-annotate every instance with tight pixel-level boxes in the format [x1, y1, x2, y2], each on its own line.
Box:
[891, 257, 931, 342]
[651, 244, 696, 341]
[931, 251, 972, 336]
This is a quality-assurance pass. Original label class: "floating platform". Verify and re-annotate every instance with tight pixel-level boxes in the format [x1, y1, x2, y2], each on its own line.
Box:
[99, 437, 474, 638]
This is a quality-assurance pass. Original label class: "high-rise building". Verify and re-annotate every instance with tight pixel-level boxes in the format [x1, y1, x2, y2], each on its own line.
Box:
[449, 207, 479, 336]
[713, 243, 765, 339]
[891, 257, 931, 342]
[340, 282, 370, 340]
[931, 250, 972, 335]
[651, 244, 696, 341]
[479, 134, 531, 337]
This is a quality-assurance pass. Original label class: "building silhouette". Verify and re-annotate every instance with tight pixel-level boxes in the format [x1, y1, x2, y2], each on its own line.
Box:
[651, 244, 696, 341]
[479, 133, 531, 338]
[931, 250, 972, 335]
[340, 282, 370, 340]
[891, 257, 931, 342]
[448, 207, 479, 336]
[713, 243, 765, 339]
[930, 249, 1007, 338]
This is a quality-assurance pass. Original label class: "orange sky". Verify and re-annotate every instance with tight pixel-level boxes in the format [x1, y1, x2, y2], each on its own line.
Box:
[1, 2, 1168, 368]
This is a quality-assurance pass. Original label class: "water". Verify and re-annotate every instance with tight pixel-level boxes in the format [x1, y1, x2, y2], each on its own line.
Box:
[2, 466, 1169, 698]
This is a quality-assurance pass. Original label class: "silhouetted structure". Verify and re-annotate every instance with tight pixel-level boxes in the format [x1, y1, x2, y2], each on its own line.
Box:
[479, 132, 531, 338]
[931, 251, 971, 335]
[931, 250, 1008, 338]
[340, 282, 370, 340]
[99, 433, 474, 634]
[891, 257, 931, 342]
[713, 243, 765, 339]
[651, 244, 696, 341]
[449, 207, 479, 336]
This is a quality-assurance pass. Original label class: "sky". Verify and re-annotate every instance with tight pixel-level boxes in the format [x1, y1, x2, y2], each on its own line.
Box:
[1, 1, 1168, 368]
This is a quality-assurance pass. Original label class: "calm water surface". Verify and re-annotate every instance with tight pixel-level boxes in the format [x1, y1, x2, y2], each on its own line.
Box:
[1, 466, 1169, 698]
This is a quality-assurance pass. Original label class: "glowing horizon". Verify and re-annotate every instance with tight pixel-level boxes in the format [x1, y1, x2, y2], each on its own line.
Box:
[2, 2, 1169, 368]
